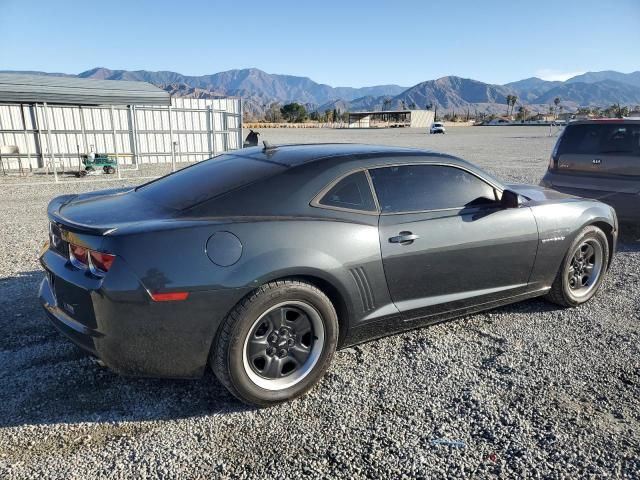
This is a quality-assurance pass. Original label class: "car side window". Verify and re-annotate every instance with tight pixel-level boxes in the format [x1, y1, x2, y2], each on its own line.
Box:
[369, 164, 497, 213]
[318, 170, 377, 212]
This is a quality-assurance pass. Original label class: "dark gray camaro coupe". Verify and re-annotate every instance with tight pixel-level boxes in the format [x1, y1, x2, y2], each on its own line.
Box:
[39, 144, 617, 406]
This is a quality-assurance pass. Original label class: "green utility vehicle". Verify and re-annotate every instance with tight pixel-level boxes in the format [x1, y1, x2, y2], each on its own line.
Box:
[78, 154, 117, 177]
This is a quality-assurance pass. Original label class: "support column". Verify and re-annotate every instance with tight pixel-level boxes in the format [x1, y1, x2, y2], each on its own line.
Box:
[42, 102, 57, 182]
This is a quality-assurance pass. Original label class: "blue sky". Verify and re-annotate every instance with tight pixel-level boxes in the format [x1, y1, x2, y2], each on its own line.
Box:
[1, 0, 638, 87]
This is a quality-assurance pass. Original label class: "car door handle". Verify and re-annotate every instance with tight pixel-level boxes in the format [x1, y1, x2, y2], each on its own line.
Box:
[389, 231, 419, 245]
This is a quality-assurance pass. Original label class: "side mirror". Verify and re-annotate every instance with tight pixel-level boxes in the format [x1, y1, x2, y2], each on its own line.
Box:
[500, 189, 520, 208]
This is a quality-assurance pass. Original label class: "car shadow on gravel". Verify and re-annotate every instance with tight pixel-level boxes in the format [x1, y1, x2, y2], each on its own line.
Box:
[0, 271, 254, 429]
[619, 224, 640, 248]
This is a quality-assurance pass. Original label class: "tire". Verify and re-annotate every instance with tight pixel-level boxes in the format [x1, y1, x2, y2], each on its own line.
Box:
[545, 225, 609, 307]
[211, 280, 339, 406]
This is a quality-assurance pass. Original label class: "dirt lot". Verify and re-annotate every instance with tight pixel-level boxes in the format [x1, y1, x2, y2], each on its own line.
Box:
[1, 126, 638, 478]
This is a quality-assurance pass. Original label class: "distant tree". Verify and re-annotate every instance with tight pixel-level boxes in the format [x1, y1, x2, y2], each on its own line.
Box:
[511, 95, 518, 116]
[264, 102, 282, 123]
[309, 111, 320, 121]
[409, 102, 417, 109]
[609, 104, 629, 118]
[324, 109, 333, 122]
[332, 108, 339, 123]
[280, 103, 307, 123]
[505, 95, 513, 115]
[382, 98, 392, 111]
[516, 105, 528, 122]
[401, 100, 407, 110]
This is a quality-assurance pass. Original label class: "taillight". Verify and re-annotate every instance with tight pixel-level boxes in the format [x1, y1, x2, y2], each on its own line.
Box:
[69, 243, 115, 276]
[549, 135, 562, 170]
[89, 251, 116, 273]
[69, 243, 89, 266]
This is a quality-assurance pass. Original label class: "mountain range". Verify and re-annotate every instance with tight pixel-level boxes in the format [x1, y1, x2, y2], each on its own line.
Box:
[4, 67, 640, 117]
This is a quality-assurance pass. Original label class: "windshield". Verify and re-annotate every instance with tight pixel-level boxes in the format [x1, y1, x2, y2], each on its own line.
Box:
[136, 153, 286, 210]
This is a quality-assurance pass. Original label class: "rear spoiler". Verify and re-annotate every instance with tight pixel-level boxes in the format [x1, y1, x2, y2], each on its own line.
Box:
[47, 195, 112, 235]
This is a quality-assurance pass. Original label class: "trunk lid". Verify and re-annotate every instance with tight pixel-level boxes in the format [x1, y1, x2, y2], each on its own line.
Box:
[49, 187, 174, 234]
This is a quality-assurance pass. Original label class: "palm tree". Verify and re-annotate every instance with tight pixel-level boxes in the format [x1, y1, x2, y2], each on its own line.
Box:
[382, 98, 392, 111]
[553, 97, 561, 119]
[505, 95, 513, 116]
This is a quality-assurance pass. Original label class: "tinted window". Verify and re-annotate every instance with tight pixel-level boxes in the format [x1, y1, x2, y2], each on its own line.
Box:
[369, 165, 496, 213]
[136, 154, 285, 210]
[559, 123, 640, 156]
[600, 125, 640, 154]
[319, 171, 376, 212]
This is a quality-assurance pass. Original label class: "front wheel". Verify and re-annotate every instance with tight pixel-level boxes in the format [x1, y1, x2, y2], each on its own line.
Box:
[211, 280, 338, 406]
[546, 225, 609, 307]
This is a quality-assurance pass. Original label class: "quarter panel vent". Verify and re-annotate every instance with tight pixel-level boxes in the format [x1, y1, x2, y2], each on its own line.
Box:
[349, 266, 375, 312]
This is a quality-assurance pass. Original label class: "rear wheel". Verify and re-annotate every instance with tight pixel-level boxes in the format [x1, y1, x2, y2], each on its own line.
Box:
[546, 226, 609, 307]
[211, 280, 338, 406]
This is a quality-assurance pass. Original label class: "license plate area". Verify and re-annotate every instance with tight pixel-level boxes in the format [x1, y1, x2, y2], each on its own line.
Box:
[51, 275, 98, 329]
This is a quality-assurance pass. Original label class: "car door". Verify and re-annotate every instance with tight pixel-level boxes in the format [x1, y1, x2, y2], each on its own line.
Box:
[370, 163, 539, 320]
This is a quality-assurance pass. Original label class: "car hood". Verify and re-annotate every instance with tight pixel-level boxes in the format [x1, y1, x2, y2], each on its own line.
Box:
[506, 183, 577, 202]
[49, 187, 174, 234]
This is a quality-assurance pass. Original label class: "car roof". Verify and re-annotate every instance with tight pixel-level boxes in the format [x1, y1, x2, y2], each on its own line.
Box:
[568, 118, 640, 126]
[185, 143, 501, 216]
[228, 143, 457, 168]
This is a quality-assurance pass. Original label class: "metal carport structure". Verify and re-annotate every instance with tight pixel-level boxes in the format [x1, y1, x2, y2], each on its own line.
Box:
[0, 73, 242, 183]
[347, 109, 434, 129]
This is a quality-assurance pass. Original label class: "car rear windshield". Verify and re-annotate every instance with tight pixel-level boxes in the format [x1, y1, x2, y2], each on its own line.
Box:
[135, 154, 286, 210]
[559, 123, 640, 156]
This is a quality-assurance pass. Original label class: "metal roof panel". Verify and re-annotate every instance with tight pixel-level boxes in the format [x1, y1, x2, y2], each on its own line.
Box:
[0, 73, 170, 106]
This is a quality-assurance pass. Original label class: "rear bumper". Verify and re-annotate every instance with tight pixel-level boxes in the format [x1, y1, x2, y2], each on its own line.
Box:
[39, 249, 251, 379]
[541, 171, 640, 222]
[40, 275, 100, 356]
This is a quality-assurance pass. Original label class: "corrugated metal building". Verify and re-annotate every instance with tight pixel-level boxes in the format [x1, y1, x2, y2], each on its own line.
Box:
[0, 74, 242, 177]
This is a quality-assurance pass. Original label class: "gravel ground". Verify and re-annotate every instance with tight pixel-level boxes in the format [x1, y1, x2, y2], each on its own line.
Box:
[1, 126, 639, 479]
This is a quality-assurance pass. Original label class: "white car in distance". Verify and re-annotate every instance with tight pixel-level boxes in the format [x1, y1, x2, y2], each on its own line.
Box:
[430, 122, 446, 134]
